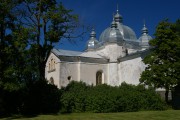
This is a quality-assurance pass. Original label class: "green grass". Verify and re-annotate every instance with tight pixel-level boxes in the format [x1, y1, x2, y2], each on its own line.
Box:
[1, 110, 180, 120]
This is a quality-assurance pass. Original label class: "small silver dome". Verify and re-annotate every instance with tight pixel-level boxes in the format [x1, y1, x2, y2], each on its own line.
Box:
[139, 24, 152, 47]
[142, 24, 148, 34]
[114, 10, 123, 23]
[86, 29, 99, 50]
[114, 4, 123, 23]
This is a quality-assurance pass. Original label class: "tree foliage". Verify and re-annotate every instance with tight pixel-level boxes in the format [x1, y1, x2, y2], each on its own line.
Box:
[14, 0, 80, 80]
[0, 0, 81, 115]
[140, 19, 180, 102]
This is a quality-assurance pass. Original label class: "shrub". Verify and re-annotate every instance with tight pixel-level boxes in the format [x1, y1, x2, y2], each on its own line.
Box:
[0, 85, 24, 116]
[139, 87, 167, 110]
[22, 80, 61, 114]
[60, 81, 88, 113]
[117, 83, 167, 111]
[85, 84, 118, 113]
[60, 81, 167, 113]
[115, 83, 141, 112]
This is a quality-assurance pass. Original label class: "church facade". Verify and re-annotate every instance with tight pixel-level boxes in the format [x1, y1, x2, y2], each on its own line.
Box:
[45, 8, 152, 88]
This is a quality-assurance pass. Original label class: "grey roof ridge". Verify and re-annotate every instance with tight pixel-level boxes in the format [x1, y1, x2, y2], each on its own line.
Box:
[51, 48, 103, 59]
[118, 49, 150, 62]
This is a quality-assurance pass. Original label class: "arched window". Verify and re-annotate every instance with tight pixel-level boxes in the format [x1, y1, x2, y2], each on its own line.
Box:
[48, 58, 56, 72]
[50, 77, 54, 85]
[125, 49, 128, 55]
[54, 61, 56, 70]
[49, 63, 51, 71]
[51, 58, 54, 70]
[96, 71, 103, 85]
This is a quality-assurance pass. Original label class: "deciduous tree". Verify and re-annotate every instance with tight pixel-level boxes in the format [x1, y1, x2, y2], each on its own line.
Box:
[17, 0, 80, 80]
[140, 19, 180, 103]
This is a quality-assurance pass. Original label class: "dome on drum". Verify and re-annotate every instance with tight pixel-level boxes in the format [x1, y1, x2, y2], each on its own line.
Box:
[86, 29, 99, 50]
[86, 5, 152, 51]
[99, 7, 137, 44]
[139, 23, 152, 48]
[99, 18, 123, 44]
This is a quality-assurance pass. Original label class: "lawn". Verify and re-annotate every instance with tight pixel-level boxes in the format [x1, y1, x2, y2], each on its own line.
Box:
[1, 110, 180, 120]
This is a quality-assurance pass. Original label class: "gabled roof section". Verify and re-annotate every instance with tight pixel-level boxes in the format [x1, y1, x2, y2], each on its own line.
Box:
[52, 49, 82, 56]
[52, 49, 104, 59]
[118, 49, 150, 62]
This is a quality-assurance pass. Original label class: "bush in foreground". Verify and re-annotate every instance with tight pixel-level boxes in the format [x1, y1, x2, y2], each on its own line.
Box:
[60, 81, 167, 113]
[22, 80, 61, 114]
[60, 81, 88, 113]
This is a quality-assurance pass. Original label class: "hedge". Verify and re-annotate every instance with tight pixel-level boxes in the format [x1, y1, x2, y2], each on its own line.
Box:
[60, 81, 167, 113]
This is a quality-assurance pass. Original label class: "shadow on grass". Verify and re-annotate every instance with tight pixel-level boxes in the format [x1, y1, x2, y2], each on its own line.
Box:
[0, 112, 74, 119]
[0, 114, 38, 120]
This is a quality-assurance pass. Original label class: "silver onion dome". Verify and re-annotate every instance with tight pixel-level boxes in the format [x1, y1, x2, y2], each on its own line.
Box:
[86, 29, 99, 50]
[142, 24, 148, 34]
[99, 18, 123, 44]
[117, 24, 137, 40]
[100, 7, 137, 43]
[139, 24, 152, 47]
[100, 23, 137, 42]
[114, 4, 137, 40]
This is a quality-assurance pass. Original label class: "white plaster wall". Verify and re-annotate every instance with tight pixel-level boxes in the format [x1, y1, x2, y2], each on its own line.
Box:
[108, 63, 120, 86]
[45, 44, 148, 88]
[45, 53, 61, 88]
[97, 44, 125, 62]
[80, 63, 108, 85]
[119, 57, 145, 85]
[59, 62, 79, 87]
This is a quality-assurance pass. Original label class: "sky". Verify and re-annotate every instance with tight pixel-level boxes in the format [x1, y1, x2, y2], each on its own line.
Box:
[56, 0, 180, 51]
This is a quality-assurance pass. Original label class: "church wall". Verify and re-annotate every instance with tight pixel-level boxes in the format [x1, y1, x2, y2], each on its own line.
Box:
[80, 63, 108, 85]
[119, 57, 145, 85]
[96, 44, 125, 62]
[45, 51, 147, 88]
[108, 63, 120, 86]
[59, 62, 80, 87]
[45, 53, 61, 88]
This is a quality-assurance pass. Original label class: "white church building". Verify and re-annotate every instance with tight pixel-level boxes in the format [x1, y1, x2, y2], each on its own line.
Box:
[45, 8, 152, 88]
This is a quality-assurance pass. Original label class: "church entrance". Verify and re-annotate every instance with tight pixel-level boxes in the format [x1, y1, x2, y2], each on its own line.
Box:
[96, 71, 103, 85]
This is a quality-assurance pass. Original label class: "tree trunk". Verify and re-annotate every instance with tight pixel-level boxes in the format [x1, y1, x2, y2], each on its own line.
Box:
[37, 46, 49, 81]
[165, 88, 169, 103]
[38, 47, 46, 81]
[39, 61, 45, 80]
